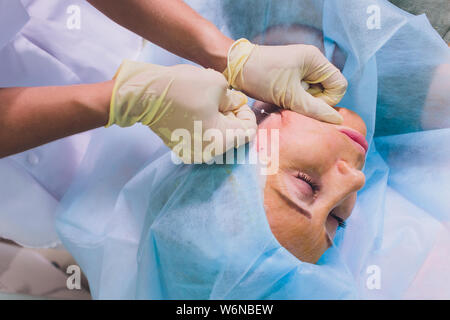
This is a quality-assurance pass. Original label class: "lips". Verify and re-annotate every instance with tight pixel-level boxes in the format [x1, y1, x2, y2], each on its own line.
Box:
[338, 128, 369, 153]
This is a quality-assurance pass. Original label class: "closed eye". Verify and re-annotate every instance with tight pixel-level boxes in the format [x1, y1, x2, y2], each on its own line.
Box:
[296, 172, 320, 195]
[330, 213, 346, 229]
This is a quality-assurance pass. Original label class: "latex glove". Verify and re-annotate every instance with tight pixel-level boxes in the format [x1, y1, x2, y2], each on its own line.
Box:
[107, 60, 256, 163]
[223, 38, 347, 124]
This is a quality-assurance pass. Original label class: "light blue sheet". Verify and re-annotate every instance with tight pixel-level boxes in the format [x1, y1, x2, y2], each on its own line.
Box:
[55, 0, 450, 299]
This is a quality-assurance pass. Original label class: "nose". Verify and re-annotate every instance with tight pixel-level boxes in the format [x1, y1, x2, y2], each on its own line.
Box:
[312, 159, 365, 225]
[319, 159, 365, 212]
[336, 160, 366, 194]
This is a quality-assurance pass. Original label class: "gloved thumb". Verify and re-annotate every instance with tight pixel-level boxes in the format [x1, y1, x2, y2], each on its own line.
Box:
[292, 88, 343, 124]
[219, 89, 249, 113]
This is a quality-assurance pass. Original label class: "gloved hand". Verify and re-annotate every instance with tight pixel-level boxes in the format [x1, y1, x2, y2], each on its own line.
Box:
[223, 38, 347, 124]
[107, 60, 256, 163]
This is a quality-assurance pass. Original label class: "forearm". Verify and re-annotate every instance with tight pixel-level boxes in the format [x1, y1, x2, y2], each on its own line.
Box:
[0, 81, 113, 158]
[87, 0, 233, 71]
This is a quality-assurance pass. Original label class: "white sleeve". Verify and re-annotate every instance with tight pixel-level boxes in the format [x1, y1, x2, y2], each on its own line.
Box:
[0, 0, 29, 51]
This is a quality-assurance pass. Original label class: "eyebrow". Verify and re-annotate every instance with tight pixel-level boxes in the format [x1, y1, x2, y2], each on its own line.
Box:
[274, 188, 312, 219]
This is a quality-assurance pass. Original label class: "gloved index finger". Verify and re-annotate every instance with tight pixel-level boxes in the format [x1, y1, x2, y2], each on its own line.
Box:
[303, 53, 348, 106]
[319, 64, 348, 105]
[290, 85, 344, 124]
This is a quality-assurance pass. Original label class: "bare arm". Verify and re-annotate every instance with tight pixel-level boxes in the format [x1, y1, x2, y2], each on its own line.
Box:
[87, 0, 233, 71]
[0, 81, 113, 158]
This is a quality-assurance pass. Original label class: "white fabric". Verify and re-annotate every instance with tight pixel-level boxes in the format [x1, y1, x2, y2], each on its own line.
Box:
[0, 0, 29, 50]
[0, 0, 143, 247]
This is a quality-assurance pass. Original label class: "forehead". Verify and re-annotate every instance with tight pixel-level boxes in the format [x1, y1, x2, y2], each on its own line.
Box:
[279, 110, 329, 134]
[267, 108, 366, 137]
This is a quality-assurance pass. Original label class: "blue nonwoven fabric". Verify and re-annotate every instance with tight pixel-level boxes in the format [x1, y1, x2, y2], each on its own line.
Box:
[55, 0, 450, 299]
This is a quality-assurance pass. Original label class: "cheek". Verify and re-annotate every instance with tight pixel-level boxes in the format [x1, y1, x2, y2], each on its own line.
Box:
[264, 178, 330, 263]
[266, 208, 316, 260]
[279, 130, 338, 171]
[280, 223, 330, 264]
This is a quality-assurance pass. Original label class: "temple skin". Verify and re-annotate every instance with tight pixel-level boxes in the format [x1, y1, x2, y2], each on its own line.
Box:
[256, 102, 367, 263]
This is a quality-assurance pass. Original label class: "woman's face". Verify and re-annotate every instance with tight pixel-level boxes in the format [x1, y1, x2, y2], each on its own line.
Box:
[257, 103, 367, 263]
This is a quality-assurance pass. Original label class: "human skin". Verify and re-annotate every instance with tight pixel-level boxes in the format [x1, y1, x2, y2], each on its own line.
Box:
[0, 81, 113, 158]
[256, 102, 367, 263]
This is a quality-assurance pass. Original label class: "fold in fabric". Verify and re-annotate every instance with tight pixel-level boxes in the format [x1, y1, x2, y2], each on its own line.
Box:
[0, 0, 29, 50]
